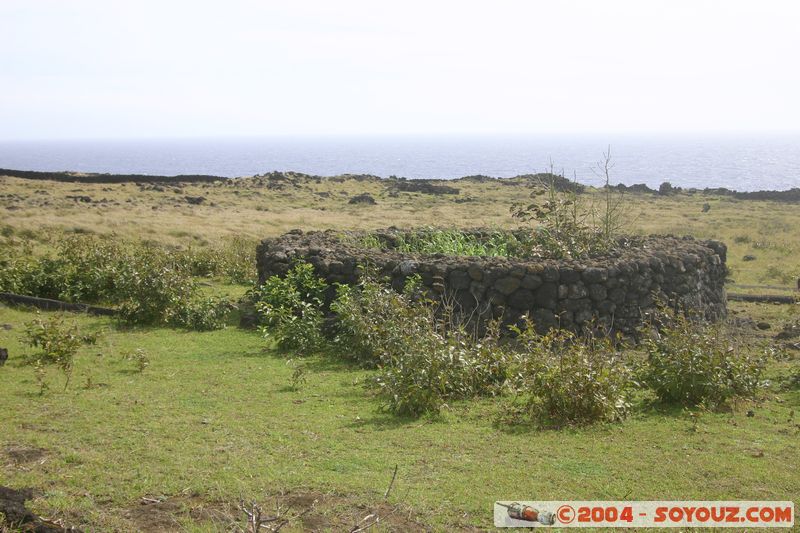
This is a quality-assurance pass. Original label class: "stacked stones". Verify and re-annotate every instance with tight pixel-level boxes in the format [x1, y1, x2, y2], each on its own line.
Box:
[257, 229, 728, 334]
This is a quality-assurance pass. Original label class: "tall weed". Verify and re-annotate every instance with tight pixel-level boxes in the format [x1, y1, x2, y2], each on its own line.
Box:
[22, 314, 93, 391]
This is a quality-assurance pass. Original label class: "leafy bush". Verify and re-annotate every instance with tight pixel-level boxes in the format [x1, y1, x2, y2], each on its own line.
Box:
[512, 174, 619, 259]
[0, 236, 120, 302]
[253, 262, 328, 352]
[337, 282, 636, 423]
[0, 235, 234, 329]
[780, 368, 800, 391]
[54, 236, 122, 301]
[640, 312, 765, 407]
[331, 279, 416, 367]
[510, 323, 634, 427]
[178, 236, 256, 284]
[23, 314, 91, 390]
[333, 275, 634, 420]
[332, 276, 512, 416]
[513, 187, 606, 259]
[286, 358, 308, 391]
[170, 296, 235, 331]
[114, 245, 198, 325]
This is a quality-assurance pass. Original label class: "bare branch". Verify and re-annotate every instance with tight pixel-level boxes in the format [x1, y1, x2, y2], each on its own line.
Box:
[384, 464, 398, 499]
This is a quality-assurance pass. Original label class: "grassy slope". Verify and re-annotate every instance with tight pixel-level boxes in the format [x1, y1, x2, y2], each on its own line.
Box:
[1, 174, 799, 530]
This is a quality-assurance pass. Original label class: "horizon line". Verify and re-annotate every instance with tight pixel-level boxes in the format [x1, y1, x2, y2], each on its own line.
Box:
[2, 130, 800, 144]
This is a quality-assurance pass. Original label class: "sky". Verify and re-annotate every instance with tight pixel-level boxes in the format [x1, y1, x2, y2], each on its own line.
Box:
[1, 0, 799, 140]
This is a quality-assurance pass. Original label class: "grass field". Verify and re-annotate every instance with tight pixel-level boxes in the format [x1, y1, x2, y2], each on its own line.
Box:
[1, 173, 799, 531]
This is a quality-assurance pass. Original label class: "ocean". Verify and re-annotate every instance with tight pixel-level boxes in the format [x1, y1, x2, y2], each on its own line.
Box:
[1, 134, 799, 191]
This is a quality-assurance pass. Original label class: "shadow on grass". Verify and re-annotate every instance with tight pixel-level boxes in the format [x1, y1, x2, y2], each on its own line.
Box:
[251, 343, 367, 374]
[491, 415, 617, 436]
[302, 356, 362, 373]
[489, 396, 696, 436]
[343, 410, 438, 431]
[116, 368, 146, 376]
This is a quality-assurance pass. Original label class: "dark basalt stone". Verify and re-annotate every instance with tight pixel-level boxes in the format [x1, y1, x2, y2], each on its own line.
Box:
[348, 193, 377, 205]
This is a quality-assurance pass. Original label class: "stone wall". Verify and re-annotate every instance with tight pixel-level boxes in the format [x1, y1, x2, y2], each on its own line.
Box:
[257, 229, 728, 334]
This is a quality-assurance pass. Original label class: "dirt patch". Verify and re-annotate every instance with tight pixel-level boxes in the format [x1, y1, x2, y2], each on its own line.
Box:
[4, 445, 46, 466]
[0, 486, 77, 532]
[122, 495, 227, 532]
[118, 489, 455, 532]
[275, 490, 429, 532]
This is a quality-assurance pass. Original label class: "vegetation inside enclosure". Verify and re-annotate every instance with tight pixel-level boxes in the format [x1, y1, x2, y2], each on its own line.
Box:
[1, 171, 800, 531]
[509, 155, 631, 259]
[351, 228, 532, 258]
[349, 161, 633, 260]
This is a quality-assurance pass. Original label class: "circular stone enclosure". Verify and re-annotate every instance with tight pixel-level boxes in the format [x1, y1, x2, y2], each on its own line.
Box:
[257, 229, 728, 334]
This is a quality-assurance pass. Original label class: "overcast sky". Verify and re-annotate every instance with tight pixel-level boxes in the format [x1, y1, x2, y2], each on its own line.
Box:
[1, 0, 799, 140]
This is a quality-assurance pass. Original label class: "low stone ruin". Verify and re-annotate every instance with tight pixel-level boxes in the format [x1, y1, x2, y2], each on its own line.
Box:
[256, 228, 728, 334]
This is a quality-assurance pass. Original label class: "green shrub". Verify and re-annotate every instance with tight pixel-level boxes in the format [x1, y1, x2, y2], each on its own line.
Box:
[334, 278, 453, 415]
[0, 235, 239, 329]
[122, 348, 150, 373]
[640, 312, 765, 407]
[332, 276, 512, 416]
[179, 237, 256, 284]
[181, 246, 222, 278]
[0, 236, 121, 302]
[512, 182, 609, 259]
[286, 358, 308, 391]
[114, 245, 197, 326]
[394, 229, 528, 258]
[780, 368, 800, 391]
[261, 269, 636, 421]
[253, 262, 328, 352]
[219, 237, 258, 284]
[331, 280, 414, 366]
[510, 322, 634, 426]
[54, 236, 122, 301]
[171, 297, 234, 331]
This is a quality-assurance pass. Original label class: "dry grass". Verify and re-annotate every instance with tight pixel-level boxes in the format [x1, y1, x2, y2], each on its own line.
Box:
[2, 174, 798, 291]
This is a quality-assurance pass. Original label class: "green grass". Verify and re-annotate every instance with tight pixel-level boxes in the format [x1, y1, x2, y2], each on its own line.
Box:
[1, 303, 798, 531]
